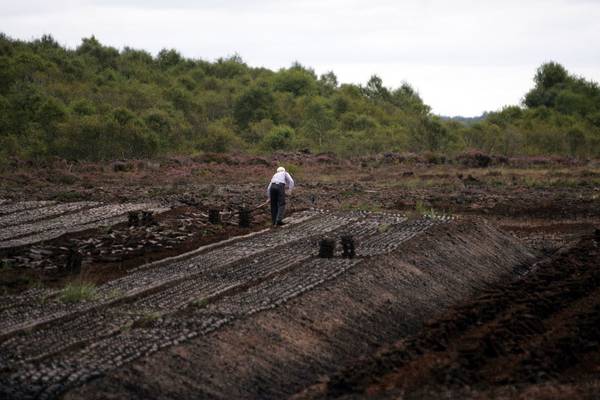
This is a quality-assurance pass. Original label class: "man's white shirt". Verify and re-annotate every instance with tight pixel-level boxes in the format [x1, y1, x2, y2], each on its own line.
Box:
[266, 171, 295, 197]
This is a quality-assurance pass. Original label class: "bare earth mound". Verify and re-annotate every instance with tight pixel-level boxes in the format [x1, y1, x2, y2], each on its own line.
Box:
[22, 213, 535, 400]
[294, 232, 600, 400]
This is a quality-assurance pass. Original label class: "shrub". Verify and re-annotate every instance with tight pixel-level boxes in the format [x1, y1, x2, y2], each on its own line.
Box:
[199, 119, 239, 153]
[261, 125, 295, 151]
[415, 200, 443, 218]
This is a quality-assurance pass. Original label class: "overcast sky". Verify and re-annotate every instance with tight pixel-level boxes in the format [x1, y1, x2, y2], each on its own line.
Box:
[1, 0, 599, 116]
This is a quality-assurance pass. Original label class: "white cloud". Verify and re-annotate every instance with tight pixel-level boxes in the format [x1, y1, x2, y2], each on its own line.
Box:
[1, 0, 599, 115]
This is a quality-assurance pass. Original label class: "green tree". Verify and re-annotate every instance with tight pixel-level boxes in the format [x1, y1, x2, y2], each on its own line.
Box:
[391, 83, 430, 115]
[77, 36, 119, 70]
[156, 48, 182, 69]
[407, 116, 453, 152]
[246, 118, 274, 144]
[233, 84, 275, 129]
[274, 67, 317, 96]
[211, 54, 247, 79]
[534, 62, 569, 90]
[363, 75, 391, 102]
[318, 71, 338, 95]
[301, 97, 335, 148]
[523, 62, 569, 110]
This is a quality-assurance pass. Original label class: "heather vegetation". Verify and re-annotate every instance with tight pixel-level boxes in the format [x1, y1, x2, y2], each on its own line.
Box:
[1, 34, 599, 163]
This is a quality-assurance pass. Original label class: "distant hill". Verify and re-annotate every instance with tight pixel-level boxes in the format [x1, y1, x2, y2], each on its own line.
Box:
[438, 114, 486, 125]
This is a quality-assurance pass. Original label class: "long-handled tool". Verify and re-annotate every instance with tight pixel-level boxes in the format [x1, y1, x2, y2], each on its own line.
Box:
[220, 200, 270, 223]
[252, 200, 270, 211]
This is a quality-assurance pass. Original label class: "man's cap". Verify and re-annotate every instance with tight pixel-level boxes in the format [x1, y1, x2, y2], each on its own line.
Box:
[277, 167, 285, 173]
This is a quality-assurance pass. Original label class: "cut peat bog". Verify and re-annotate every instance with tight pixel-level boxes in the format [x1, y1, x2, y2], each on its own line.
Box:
[1, 154, 599, 400]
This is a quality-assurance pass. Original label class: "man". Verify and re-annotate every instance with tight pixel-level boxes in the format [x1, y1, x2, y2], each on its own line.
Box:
[267, 166, 294, 226]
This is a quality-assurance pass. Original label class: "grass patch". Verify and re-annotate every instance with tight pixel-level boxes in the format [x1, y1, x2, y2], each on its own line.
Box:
[131, 311, 161, 329]
[415, 200, 430, 215]
[59, 282, 97, 303]
[120, 321, 134, 333]
[378, 223, 391, 233]
[38, 292, 54, 305]
[415, 200, 446, 218]
[106, 288, 123, 299]
[192, 298, 209, 308]
[139, 311, 160, 322]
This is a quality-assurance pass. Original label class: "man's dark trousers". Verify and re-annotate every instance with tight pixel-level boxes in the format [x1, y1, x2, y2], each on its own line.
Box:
[269, 183, 286, 225]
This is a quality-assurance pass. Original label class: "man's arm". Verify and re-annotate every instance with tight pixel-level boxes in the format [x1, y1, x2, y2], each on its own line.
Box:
[285, 173, 295, 192]
[266, 182, 272, 199]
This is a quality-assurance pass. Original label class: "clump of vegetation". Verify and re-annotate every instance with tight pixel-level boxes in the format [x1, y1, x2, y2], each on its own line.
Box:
[377, 223, 391, 233]
[51, 191, 86, 202]
[106, 288, 123, 299]
[59, 282, 97, 303]
[415, 200, 445, 218]
[192, 298, 209, 308]
[131, 311, 161, 329]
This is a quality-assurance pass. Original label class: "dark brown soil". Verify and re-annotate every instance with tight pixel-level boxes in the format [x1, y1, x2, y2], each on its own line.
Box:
[295, 233, 600, 400]
[63, 219, 534, 400]
[0, 155, 599, 400]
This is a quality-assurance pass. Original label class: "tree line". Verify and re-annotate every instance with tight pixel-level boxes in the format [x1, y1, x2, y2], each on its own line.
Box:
[1, 34, 599, 162]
